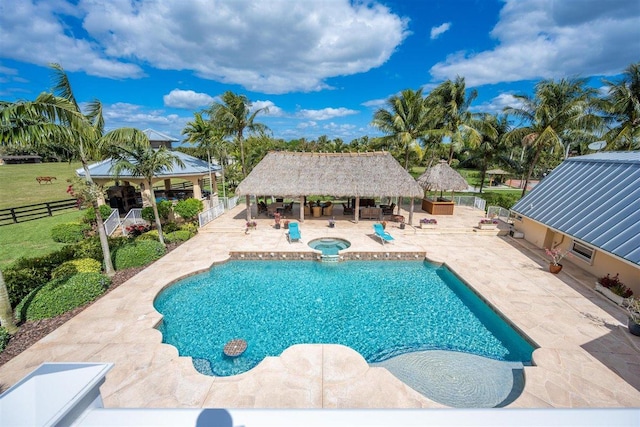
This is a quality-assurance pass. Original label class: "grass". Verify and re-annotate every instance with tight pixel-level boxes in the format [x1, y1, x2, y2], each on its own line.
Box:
[0, 210, 85, 268]
[0, 162, 83, 209]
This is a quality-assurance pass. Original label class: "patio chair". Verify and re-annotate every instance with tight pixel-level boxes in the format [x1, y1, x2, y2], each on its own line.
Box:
[323, 202, 333, 216]
[342, 203, 353, 215]
[373, 223, 394, 245]
[288, 222, 301, 243]
[381, 203, 396, 216]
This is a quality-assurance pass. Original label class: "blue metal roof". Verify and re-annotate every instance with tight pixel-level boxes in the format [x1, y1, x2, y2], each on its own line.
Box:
[511, 151, 640, 266]
[76, 150, 221, 179]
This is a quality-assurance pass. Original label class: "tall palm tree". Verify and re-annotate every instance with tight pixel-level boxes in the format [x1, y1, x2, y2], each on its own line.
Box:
[206, 92, 269, 221]
[427, 76, 482, 164]
[0, 64, 115, 276]
[504, 77, 601, 196]
[102, 128, 185, 246]
[600, 62, 640, 150]
[371, 88, 437, 170]
[182, 112, 229, 197]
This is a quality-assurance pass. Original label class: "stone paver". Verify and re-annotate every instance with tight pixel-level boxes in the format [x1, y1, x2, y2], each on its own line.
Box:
[0, 203, 639, 408]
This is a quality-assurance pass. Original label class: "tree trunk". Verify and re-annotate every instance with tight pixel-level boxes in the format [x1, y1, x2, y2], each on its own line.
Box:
[0, 269, 18, 334]
[83, 161, 115, 277]
[479, 153, 488, 193]
[149, 181, 165, 246]
[521, 147, 542, 198]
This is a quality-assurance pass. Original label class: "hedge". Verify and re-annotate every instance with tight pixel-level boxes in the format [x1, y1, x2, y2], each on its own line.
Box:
[174, 198, 204, 222]
[16, 272, 111, 322]
[114, 240, 166, 270]
[0, 327, 9, 353]
[83, 205, 114, 224]
[51, 258, 102, 280]
[51, 222, 90, 243]
[164, 230, 192, 244]
[481, 192, 521, 209]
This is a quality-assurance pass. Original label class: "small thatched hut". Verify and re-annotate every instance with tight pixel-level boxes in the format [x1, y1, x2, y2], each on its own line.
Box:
[236, 151, 424, 223]
[416, 160, 469, 215]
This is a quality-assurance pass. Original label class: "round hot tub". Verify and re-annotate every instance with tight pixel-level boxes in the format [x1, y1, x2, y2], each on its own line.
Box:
[308, 238, 351, 255]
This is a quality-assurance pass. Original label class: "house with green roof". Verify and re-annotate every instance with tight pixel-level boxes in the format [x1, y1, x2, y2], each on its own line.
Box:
[510, 152, 640, 295]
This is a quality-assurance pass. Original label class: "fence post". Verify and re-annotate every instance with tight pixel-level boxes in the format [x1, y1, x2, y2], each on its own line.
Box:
[46, 202, 53, 216]
[11, 208, 17, 224]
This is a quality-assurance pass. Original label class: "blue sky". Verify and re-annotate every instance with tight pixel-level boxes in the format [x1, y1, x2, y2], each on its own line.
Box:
[1, 0, 639, 144]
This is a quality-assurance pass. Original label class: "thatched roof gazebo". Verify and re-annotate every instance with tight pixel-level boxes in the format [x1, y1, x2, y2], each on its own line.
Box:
[236, 151, 424, 223]
[416, 160, 469, 215]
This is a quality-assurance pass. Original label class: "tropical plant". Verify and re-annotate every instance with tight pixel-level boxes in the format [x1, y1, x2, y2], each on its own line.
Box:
[545, 247, 571, 266]
[174, 198, 204, 223]
[0, 272, 17, 333]
[0, 63, 115, 277]
[600, 62, 640, 151]
[371, 88, 435, 170]
[504, 78, 601, 196]
[101, 128, 185, 246]
[427, 77, 482, 164]
[206, 91, 269, 220]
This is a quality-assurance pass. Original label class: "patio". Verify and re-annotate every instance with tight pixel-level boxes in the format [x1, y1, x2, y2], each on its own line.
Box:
[0, 203, 638, 408]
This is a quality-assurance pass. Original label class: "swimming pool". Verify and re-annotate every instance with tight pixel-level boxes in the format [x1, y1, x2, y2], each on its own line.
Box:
[154, 260, 535, 379]
[308, 237, 351, 255]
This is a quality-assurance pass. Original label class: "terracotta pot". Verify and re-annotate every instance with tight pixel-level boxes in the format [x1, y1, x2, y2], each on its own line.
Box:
[549, 263, 563, 274]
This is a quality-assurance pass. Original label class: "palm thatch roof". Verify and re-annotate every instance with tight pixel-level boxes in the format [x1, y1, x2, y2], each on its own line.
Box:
[416, 160, 469, 192]
[236, 151, 423, 198]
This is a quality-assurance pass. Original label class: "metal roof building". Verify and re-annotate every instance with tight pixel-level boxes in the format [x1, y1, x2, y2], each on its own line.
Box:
[511, 152, 640, 266]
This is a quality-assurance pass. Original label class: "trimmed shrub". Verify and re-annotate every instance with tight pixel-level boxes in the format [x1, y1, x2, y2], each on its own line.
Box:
[83, 205, 114, 224]
[141, 200, 172, 223]
[164, 230, 192, 244]
[180, 222, 198, 235]
[481, 192, 521, 209]
[16, 273, 110, 322]
[0, 327, 9, 353]
[174, 198, 204, 222]
[163, 222, 180, 233]
[114, 240, 166, 270]
[51, 222, 90, 243]
[136, 229, 160, 241]
[51, 258, 102, 280]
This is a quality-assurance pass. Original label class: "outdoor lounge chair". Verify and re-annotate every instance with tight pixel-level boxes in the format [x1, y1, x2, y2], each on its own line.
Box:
[288, 222, 301, 242]
[342, 203, 353, 215]
[373, 223, 394, 245]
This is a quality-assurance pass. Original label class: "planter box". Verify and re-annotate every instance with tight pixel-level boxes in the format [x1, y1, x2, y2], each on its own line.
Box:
[594, 282, 625, 306]
[478, 223, 498, 230]
[421, 198, 454, 215]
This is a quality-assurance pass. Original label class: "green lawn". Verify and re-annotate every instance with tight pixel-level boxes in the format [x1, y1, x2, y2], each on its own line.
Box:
[0, 209, 85, 268]
[0, 162, 83, 209]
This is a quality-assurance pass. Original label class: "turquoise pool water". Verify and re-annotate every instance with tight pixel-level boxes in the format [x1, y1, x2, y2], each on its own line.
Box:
[308, 238, 351, 255]
[154, 260, 535, 377]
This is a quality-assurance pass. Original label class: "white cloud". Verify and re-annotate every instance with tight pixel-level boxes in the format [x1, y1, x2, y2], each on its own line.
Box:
[362, 98, 387, 108]
[0, 0, 409, 93]
[430, 0, 640, 86]
[470, 93, 523, 115]
[163, 89, 215, 109]
[430, 22, 451, 40]
[251, 100, 284, 117]
[298, 107, 359, 120]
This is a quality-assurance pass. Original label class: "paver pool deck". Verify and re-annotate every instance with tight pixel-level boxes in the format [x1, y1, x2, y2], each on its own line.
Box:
[0, 204, 639, 408]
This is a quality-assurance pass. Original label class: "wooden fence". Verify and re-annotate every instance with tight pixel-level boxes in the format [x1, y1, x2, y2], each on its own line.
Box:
[0, 199, 79, 226]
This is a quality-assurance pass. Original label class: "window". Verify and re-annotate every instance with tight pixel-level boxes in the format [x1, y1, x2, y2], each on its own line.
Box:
[571, 241, 595, 264]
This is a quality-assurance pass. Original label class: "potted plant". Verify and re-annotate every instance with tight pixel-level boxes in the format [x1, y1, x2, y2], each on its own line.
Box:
[419, 218, 437, 229]
[274, 212, 281, 229]
[624, 297, 640, 336]
[381, 221, 387, 230]
[283, 220, 290, 229]
[545, 247, 570, 273]
[245, 220, 257, 232]
[328, 217, 336, 228]
[478, 218, 499, 230]
[595, 273, 633, 306]
[399, 218, 406, 229]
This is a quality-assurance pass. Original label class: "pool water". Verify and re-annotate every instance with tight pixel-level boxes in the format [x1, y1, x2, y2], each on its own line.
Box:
[308, 238, 351, 255]
[154, 260, 535, 377]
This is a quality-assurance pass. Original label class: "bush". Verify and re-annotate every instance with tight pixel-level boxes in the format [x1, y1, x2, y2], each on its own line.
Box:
[114, 240, 166, 270]
[136, 230, 159, 241]
[141, 200, 172, 223]
[16, 273, 110, 322]
[51, 222, 90, 243]
[51, 258, 102, 280]
[0, 327, 10, 353]
[163, 222, 180, 233]
[164, 230, 192, 244]
[180, 222, 198, 235]
[125, 223, 150, 237]
[83, 205, 114, 224]
[481, 192, 521, 209]
[174, 198, 204, 222]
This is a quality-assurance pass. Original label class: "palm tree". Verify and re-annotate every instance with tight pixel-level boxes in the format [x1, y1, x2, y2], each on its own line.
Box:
[371, 88, 437, 170]
[0, 64, 115, 276]
[182, 112, 229, 197]
[600, 62, 640, 150]
[504, 78, 601, 196]
[206, 92, 269, 221]
[427, 76, 482, 164]
[102, 128, 185, 246]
